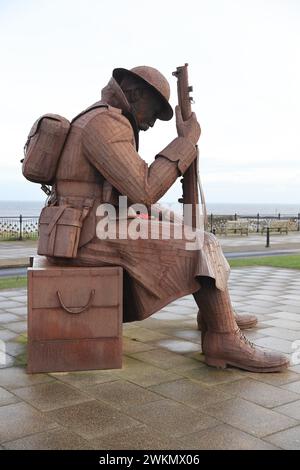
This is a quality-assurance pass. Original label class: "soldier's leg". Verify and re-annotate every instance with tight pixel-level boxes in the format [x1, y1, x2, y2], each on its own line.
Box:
[197, 308, 257, 331]
[192, 231, 289, 373]
[193, 278, 289, 372]
[195, 231, 257, 331]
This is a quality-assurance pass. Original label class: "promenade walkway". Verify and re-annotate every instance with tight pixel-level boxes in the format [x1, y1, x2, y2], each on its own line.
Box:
[0, 265, 300, 449]
[0, 241, 37, 267]
[0, 233, 300, 449]
[0, 233, 300, 267]
[220, 232, 300, 253]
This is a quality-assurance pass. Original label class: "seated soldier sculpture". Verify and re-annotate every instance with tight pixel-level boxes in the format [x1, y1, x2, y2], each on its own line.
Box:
[34, 66, 289, 373]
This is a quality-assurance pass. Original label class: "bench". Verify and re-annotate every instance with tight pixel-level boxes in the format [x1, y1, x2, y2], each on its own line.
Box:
[224, 220, 249, 236]
[27, 256, 123, 373]
[261, 220, 289, 235]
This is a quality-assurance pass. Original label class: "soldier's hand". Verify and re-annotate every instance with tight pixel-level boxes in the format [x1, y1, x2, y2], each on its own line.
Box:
[175, 105, 201, 145]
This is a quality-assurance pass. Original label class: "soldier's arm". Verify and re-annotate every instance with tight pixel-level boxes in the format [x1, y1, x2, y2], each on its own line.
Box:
[83, 111, 197, 206]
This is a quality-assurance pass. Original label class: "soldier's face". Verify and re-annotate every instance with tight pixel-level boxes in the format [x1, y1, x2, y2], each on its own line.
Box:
[122, 78, 162, 131]
[133, 86, 162, 131]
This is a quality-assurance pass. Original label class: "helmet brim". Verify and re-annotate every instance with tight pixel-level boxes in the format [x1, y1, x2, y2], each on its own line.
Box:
[113, 68, 173, 121]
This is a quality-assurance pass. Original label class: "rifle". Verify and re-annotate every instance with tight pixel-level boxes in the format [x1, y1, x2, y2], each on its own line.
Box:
[172, 63, 206, 229]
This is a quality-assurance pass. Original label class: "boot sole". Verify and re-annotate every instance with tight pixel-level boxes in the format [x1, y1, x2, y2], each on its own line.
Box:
[205, 355, 289, 373]
[237, 319, 258, 330]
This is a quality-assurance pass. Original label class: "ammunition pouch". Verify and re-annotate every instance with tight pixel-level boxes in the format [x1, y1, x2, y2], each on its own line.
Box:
[37, 203, 91, 258]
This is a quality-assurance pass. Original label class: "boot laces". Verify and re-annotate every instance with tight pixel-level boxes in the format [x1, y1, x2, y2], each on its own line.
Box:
[236, 328, 255, 349]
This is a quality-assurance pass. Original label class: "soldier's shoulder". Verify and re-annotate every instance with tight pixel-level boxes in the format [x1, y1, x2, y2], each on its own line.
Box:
[75, 105, 130, 130]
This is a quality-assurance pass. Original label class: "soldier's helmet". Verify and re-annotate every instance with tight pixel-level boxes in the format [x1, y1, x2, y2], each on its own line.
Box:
[113, 66, 173, 121]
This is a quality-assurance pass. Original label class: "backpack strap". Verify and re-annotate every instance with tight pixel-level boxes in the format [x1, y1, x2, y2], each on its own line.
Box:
[71, 101, 139, 151]
[71, 102, 108, 124]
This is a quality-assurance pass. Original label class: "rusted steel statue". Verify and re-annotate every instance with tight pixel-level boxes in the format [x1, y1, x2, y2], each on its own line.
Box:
[23, 65, 289, 372]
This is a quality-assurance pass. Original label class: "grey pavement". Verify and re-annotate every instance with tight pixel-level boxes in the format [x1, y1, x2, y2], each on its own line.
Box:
[0, 241, 37, 267]
[0, 268, 28, 278]
[226, 249, 300, 259]
[1, 233, 300, 269]
[219, 232, 300, 253]
[0, 266, 300, 449]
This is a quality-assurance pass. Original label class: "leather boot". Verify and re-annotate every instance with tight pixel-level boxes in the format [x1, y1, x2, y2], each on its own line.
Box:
[194, 281, 289, 372]
[197, 309, 257, 331]
[203, 328, 289, 372]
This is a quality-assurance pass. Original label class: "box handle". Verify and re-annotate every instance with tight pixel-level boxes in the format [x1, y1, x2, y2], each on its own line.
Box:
[56, 289, 95, 314]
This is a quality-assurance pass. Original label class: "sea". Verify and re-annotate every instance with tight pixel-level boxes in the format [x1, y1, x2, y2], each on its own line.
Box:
[0, 200, 299, 217]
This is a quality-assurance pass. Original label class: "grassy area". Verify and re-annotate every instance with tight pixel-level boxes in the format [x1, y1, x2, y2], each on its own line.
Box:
[0, 276, 27, 290]
[0, 235, 38, 241]
[0, 255, 299, 291]
[229, 254, 300, 270]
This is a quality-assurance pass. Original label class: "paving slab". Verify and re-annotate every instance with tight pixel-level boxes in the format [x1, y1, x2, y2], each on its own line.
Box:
[45, 400, 142, 440]
[179, 424, 279, 450]
[123, 399, 220, 438]
[202, 398, 299, 438]
[263, 426, 300, 450]
[0, 264, 300, 449]
[215, 378, 300, 408]
[0, 402, 58, 444]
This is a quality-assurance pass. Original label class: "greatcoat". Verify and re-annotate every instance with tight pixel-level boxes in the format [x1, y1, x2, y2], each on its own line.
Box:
[49, 76, 230, 322]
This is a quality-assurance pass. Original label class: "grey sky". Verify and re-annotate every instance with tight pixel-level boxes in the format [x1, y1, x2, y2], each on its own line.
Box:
[0, 0, 299, 203]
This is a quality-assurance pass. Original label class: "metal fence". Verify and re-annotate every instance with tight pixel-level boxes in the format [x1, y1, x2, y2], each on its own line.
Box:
[208, 213, 300, 234]
[0, 216, 39, 240]
[0, 212, 299, 241]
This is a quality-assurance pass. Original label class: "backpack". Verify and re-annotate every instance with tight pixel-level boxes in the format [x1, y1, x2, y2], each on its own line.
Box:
[21, 104, 108, 194]
[21, 114, 70, 190]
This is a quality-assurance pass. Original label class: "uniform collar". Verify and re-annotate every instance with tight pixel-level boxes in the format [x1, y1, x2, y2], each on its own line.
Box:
[101, 78, 139, 150]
